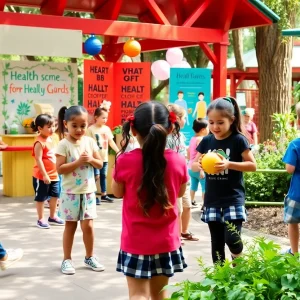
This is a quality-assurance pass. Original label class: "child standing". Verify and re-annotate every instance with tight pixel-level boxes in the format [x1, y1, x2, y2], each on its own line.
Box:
[86, 107, 119, 205]
[282, 103, 300, 255]
[112, 102, 188, 300]
[192, 97, 256, 264]
[188, 118, 209, 206]
[56, 106, 105, 275]
[166, 104, 198, 242]
[32, 114, 64, 229]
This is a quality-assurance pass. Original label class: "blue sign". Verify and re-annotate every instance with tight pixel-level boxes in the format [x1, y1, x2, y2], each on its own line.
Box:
[169, 68, 211, 144]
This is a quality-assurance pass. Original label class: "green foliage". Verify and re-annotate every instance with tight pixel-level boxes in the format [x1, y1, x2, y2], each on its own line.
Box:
[167, 237, 300, 300]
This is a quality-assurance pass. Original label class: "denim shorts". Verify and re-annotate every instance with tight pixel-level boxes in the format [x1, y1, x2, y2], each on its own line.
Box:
[188, 169, 205, 193]
[284, 197, 300, 224]
[32, 177, 60, 201]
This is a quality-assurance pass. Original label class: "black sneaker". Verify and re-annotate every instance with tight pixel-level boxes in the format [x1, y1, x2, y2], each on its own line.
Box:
[96, 197, 101, 205]
[101, 195, 114, 203]
[192, 201, 197, 206]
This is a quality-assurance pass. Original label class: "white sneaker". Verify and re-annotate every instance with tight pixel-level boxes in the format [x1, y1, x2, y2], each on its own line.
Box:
[61, 259, 75, 275]
[0, 248, 23, 271]
[84, 256, 105, 272]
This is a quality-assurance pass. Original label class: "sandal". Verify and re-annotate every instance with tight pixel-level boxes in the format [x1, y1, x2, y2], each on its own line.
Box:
[181, 232, 199, 241]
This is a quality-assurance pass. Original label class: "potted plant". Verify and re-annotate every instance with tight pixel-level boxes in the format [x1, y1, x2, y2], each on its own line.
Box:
[22, 118, 35, 134]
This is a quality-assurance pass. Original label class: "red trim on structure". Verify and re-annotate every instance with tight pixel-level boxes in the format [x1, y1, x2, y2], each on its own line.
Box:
[40, 0, 67, 15]
[142, 0, 170, 25]
[221, 0, 239, 31]
[199, 42, 217, 65]
[0, 0, 5, 11]
[213, 43, 228, 98]
[183, 0, 210, 27]
[94, 0, 123, 20]
[172, 0, 184, 25]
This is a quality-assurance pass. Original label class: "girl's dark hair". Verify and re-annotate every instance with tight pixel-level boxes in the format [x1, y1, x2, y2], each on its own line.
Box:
[207, 97, 244, 135]
[193, 118, 208, 133]
[120, 101, 180, 215]
[58, 106, 87, 140]
[31, 114, 54, 132]
[94, 107, 108, 119]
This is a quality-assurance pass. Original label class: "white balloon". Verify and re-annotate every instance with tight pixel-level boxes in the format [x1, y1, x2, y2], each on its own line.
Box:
[166, 48, 184, 65]
[172, 61, 191, 68]
[151, 60, 170, 81]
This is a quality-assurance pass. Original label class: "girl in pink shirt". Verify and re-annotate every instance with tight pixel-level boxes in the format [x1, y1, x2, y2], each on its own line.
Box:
[112, 101, 188, 300]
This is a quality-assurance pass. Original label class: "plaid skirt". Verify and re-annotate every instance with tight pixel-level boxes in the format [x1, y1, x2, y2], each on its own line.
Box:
[201, 205, 247, 223]
[116, 247, 187, 279]
[284, 197, 300, 224]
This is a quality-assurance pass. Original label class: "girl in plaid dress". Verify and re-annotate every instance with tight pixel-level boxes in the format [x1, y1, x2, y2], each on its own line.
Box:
[192, 97, 257, 264]
[112, 101, 188, 300]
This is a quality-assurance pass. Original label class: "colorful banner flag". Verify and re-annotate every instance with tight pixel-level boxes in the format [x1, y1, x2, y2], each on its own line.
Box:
[169, 68, 211, 144]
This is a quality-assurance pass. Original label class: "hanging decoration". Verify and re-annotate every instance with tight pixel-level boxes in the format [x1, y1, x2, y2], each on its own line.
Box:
[123, 38, 141, 57]
[84, 34, 102, 56]
[166, 48, 184, 65]
[151, 60, 170, 81]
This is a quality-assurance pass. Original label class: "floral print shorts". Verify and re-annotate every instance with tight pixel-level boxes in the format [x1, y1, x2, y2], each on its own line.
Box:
[59, 192, 97, 221]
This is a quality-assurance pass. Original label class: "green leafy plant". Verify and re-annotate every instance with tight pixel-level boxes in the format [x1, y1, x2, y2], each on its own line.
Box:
[108, 125, 122, 156]
[167, 237, 300, 300]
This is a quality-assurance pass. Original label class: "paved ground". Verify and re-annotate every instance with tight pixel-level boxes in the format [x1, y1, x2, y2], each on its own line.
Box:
[0, 188, 290, 300]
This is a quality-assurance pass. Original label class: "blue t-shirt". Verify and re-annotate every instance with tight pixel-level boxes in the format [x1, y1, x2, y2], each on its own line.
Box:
[196, 133, 250, 208]
[282, 138, 300, 202]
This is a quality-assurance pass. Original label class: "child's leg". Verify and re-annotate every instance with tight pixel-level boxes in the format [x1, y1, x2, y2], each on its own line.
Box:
[126, 277, 150, 300]
[36, 201, 45, 220]
[150, 275, 169, 300]
[80, 219, 94, 258]
[63, 221, 78, 260]
[100, 162, 108, 197]
[288, 223, 299, 253]
[224, 220, 243, 258]
[49, 197, 58, 219]
[208, 221, 226, 263]
[188, 170, 199, 204]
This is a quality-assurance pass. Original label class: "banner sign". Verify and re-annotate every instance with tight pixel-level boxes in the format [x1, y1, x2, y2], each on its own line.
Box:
[169, 68, 211, 144]
[0, 60, 78, 133]
[83, 60, 151, 127]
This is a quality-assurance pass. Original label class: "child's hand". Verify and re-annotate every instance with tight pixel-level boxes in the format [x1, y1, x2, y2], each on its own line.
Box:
[198, 154, 205, 168]
[200, 170, 205, 179]
[43, 175, 51, 184]
[214, 154, 229, 172]
[78, 151, 93, 164]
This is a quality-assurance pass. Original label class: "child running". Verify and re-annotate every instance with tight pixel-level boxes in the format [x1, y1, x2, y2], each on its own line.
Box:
[192, 97, 256, 264]
[56, 106, 105, 275]
[86, 106, 119, 205]
[282, 102, 300, 255]
[32, 114, 64, 229]
[112, 101, 188, 300]
[188, 118, 209, 206]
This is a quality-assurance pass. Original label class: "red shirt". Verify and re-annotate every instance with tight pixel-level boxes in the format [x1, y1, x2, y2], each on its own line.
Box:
[113, 149, 188, 255]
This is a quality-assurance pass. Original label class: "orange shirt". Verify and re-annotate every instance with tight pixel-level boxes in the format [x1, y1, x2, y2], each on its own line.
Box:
[32, 135, 58, 181]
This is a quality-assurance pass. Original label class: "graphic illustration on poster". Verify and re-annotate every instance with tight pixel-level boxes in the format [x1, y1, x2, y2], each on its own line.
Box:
[169, 68, 211, 144]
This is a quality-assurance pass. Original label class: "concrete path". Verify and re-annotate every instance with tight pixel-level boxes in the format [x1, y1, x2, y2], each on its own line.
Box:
[0, 191, 289, 300]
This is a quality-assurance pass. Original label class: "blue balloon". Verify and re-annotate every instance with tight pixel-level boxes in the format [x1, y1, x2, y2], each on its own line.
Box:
[84, 35, 102, 56]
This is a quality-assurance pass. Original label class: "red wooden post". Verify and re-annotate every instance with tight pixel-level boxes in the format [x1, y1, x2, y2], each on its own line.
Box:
[230, 74, 236, 97]
[213, 42, 228, 99]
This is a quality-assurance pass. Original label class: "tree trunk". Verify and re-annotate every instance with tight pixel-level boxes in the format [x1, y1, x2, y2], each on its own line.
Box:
[196, 48, 209, 68]
[232, 29, 245, 71]
[256, 24, 293, 142]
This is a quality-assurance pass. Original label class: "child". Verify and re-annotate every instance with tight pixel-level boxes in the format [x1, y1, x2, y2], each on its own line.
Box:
[192, 97, 256, 264]
[282, 102, 300, 255]
[112, 101, 188, 300]
[56, 106, 105, 275]
[0, 243, 23, 271]
[32, 114, 64, 229]
[188, 118, 209, 206]
[86, 106, 119, 205]
[167, 104, 198, 242]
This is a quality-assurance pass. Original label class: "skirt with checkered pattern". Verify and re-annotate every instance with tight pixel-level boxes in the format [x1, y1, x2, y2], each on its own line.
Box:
[116, 247, 187, 279]
[201, 205, 247, 223]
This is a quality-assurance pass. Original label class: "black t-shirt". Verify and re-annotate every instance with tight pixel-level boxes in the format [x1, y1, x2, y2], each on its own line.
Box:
[196, 133, 250, 208]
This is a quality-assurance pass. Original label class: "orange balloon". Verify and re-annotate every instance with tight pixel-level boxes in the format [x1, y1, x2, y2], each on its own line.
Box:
[201, 152, 222, 174]
[123, 38, 141, 57]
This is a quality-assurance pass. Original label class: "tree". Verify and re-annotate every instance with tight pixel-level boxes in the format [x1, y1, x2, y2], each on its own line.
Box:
[255, 0, 299, 142]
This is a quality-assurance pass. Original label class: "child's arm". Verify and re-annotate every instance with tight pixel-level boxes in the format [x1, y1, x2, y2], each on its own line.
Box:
[0, 140, 8, 150]
[56, 154, 81, 174]
[285, 164, 295, 174]
[112, 179, 124, 198]
[34, 142, 50, 184]
[89, 150, 103, 169]
[108, 138, 119, 153]
[191, 152, 203, 172]
[215, 149, 256, 173]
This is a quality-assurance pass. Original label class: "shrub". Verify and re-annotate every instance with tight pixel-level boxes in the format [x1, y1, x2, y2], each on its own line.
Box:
[167, 237, 300, 300]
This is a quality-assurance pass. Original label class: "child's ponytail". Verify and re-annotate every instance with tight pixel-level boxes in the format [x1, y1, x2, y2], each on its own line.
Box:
[58, 106, 67, 140]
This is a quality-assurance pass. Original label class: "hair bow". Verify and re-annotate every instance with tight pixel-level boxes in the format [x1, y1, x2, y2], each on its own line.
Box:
[169, 111, 177, 124]
[127, 115, 135, 126]
[100, 100, 112, 111]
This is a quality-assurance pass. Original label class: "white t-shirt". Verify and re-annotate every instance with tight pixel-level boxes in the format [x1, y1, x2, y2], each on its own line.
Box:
[56, 136, 99, 194]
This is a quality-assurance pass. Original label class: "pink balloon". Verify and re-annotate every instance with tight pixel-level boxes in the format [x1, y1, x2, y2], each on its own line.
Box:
[151, 60, 170, 81]
[172, 61, 191, 68]
[166, 48, 184, 65]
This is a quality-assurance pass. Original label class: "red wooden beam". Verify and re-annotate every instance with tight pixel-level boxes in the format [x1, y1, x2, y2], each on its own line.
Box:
[0, 0, 5, 11]
[183, 0, 210, 27]
[234, 74, 246, 89]
[94, 0, 123, 20]
[172, 0, 184, 25]
[213, 43, 227, 98]
[40, 0, 67, 15]
[199, 42, 217, 65]
[221, 0, 239, 31]
[142, 0, 171, 25]
[0, 11, 227, 43]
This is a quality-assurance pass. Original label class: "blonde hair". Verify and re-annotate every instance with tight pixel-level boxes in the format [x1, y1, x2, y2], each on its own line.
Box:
[167, 103, 186, 118]
[244, 107, 255, 118]
[296, 102, 300, 119]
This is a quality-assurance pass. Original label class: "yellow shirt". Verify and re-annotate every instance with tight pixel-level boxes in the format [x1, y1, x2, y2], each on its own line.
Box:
[86, 124, 114, 162]
[56, 137, 99, 194]
[196, 101, 207, 119]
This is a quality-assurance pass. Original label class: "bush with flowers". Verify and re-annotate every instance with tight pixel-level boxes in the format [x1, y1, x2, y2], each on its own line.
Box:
[22, 117, 34, 128]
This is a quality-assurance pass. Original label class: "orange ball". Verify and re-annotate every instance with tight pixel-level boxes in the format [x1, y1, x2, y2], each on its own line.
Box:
[201, 152, 222, 174]
[123, 38, 141, 57]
